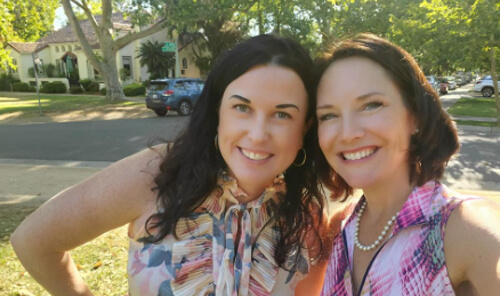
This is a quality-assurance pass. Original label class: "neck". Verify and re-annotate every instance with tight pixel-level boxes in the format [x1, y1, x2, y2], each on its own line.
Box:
[362, 172, 415, 220]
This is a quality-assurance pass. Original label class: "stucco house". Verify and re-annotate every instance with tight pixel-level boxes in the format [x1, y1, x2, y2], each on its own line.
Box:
[4, 13, 204, 89]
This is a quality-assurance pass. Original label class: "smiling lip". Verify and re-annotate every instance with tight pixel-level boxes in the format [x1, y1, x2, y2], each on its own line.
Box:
[239, 147, 273, 161]
[340, 147, 378, 161]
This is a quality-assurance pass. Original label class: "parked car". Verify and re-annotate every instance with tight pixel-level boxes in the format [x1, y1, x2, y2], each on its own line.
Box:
[145, 78, 204, 116]
[474, 75, 500, 97]
[455, 76, 466, 87]
[436, 77, 448, 95]
[445, 76, 457, 90]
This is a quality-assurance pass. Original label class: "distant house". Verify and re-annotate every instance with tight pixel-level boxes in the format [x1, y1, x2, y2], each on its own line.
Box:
[4, 13, 203, 90]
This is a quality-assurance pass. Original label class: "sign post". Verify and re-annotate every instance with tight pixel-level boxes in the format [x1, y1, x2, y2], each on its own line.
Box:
[32, 53, 42, 114]
[162, 41, 180, 78]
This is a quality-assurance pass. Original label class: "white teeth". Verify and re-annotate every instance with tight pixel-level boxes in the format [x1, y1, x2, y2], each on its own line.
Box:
[241, 149, 270, 160]
[343, 148, 375, 161]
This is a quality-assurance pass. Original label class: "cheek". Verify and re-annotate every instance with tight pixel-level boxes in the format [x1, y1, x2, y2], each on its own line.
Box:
[318, 125, 336, 152]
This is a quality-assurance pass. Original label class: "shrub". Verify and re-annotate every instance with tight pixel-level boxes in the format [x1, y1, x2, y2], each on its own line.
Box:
[79, 78, 93, 91]
[28, 67, 35, 78]
[0, 73, 20, 91]
[12, 82, 36, 92]
[120, 68, 131, 81]
[123, 83, 145, 97]
[40, 81, 67, 93]
[87, 82, 100, 92]
[101, 87, 107, 95]
[69, 85, 84, 94]
[44, 63, 57, 78]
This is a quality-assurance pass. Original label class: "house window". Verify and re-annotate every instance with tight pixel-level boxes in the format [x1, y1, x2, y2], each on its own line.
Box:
[68, 45, 72, 51]
[8, 59, 18, 74]
[56, 59, 66, 76]
[55, 46, 59, 53]
[182, 58, 188, 69]
[122, 56, 132, 79]
[62, 46, 66, 52]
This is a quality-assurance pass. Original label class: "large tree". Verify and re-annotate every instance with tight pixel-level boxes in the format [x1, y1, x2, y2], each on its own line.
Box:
[61, 0, 168, 100]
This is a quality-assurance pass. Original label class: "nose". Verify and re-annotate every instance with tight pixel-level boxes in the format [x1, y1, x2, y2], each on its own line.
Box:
[247, 115, 269, 143]
[339, 114, 364, 143]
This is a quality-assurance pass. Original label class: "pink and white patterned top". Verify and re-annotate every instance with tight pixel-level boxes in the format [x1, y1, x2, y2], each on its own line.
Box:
[127, 172, 311, 296]
[321, 181, 474, 296]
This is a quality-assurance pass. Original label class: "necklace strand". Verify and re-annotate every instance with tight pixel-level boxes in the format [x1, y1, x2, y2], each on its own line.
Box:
[354, 200, 399, 252]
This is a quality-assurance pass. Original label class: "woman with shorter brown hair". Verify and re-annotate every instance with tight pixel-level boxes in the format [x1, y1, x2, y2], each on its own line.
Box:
[315, 33, 500, 295]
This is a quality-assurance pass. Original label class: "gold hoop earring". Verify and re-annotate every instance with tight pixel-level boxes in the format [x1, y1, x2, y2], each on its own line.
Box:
[293, 148, 306, 167]
[214, 134, 219, 152]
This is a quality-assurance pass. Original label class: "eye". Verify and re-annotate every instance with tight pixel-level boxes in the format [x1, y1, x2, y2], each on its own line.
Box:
[363, 101, 383, 111]
[275, 111, 291, 119]
[234, 104, 250, 113]
[317, 113, 338, 122]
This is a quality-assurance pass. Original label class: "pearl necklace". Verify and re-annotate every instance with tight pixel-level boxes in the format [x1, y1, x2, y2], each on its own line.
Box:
[354, 200, 398, 252]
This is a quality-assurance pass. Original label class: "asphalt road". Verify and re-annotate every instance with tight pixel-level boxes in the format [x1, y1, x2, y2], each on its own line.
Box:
[0, 89, 499, 191]
[0, 116, 190, 162]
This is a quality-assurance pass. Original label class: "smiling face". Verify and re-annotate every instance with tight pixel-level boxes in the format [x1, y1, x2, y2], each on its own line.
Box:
[218, 64, 308, 200]
[316, 57, 415, 192]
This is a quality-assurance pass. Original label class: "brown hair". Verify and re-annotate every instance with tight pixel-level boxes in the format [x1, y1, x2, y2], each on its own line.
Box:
[315, 33, 459, 200]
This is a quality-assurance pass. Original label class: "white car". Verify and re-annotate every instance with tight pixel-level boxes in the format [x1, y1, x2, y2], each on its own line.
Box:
[474, 75, 500, 97]
[445, 76, 457, 90]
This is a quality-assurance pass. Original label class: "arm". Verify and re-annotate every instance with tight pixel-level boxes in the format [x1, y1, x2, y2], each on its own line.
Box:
[445, 198, 500, 295]
[10, 146, 165, 295]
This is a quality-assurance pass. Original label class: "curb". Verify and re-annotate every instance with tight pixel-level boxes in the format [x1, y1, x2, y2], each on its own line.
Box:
[0, 158, 112, 169]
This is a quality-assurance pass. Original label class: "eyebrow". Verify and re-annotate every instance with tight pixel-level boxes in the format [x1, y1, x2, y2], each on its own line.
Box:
[317, 92, 384, 110]
[230, 95, 300, 111]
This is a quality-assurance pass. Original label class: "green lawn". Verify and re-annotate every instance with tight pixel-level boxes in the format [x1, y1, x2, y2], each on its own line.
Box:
[447, 97, 497, 118]
[0, 92, 142, 118]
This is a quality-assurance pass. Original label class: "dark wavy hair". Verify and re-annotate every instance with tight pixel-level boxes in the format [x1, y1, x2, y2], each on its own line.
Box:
[146, 34, 324, 267]
[314, 33, 460, 200]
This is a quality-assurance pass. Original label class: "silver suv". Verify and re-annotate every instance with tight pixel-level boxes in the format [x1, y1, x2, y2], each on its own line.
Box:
[145, 78, 204, 116]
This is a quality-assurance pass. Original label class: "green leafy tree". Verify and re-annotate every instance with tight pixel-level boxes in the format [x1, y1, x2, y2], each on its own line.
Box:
[136, 40, 175, 79]
[61, 0, 168, 100]
[9, 0, 59, 41]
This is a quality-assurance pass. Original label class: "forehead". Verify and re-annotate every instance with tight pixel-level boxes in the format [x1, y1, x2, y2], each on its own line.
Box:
[317, 57, 400, 104]
[222, 65, 308, 108]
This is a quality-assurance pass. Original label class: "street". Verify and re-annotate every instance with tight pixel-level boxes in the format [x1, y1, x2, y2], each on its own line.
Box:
[0, 87, 499, 192]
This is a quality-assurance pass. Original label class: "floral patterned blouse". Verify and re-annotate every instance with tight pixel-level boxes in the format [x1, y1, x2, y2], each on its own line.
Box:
[127, 172, 311, 296]
[321, 181, 477, 296]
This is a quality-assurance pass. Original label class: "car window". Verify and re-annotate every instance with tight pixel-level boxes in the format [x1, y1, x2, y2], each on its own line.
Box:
[174, 81, 185, 89]
[149, 82, 168, 91]
[184, 81, 198, 91]
[197, 81, 205, 89]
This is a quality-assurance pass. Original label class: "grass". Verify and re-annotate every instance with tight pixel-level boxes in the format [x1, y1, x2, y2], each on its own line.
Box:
[454, 120, 498, 127]
[0, 202, 129, 295]
[447, 97, 497, 118]
[0, 92, 142, 120]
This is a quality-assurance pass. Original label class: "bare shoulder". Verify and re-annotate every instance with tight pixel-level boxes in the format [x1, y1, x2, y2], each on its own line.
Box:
[445, 198, 500, 294]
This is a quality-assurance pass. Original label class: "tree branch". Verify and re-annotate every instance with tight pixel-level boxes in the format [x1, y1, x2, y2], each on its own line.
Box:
[62, 0, 103, 72]
[114, 18, 168, 49]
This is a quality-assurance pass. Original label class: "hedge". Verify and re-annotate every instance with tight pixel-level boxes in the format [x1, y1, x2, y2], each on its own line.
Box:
[123, 83, 146, 97]
[40, 81, 67, 93]
[0, 74, 20, 91]
[79, 78, 93, 91]
[12, 82, 36, 92]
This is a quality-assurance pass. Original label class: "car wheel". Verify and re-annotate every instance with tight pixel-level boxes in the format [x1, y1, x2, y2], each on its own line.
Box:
[178, 100, 192, 116]
[154, 109, 167, 116]
[482, 87, 493, 97]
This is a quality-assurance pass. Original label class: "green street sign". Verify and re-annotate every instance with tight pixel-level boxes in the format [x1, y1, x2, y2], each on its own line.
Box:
[162, 42, 176, 52]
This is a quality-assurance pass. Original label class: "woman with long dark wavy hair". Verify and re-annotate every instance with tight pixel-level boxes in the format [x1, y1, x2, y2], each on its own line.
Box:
[11, 35, 327, 295]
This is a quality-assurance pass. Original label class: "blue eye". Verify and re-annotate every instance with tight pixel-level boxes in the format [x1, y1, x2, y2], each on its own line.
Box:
[276, 111, 291, 119]
[363, 101, 383, 110]
[318, 113, 338, 122]
[234, 105, 250, 113]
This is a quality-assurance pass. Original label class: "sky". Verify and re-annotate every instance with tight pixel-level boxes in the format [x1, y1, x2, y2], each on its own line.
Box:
[54, 7, 68, 30]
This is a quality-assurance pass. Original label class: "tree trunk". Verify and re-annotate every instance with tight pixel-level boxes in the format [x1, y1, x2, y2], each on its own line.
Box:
[101, 45, 125, 100]
[490, 33, 500, 126]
